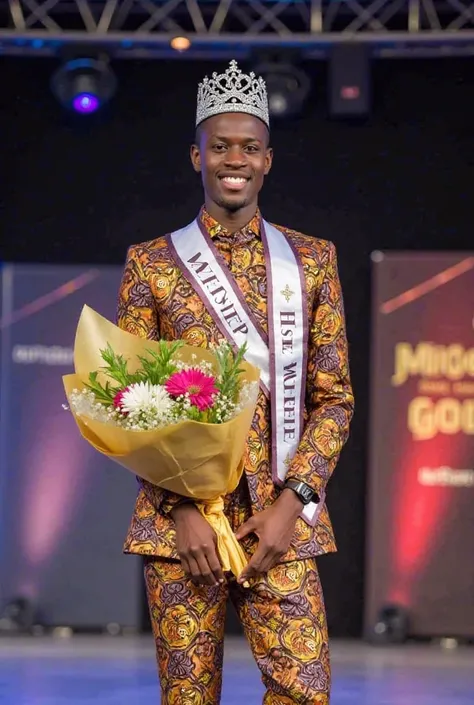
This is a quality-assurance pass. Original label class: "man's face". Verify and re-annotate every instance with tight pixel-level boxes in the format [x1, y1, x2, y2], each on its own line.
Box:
[190, 113, 273, 213]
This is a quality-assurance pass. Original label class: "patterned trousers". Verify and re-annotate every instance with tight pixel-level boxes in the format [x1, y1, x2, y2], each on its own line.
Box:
[144, 557, 331, 704]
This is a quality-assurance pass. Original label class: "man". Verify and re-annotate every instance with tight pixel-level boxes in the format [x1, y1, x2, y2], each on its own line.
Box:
[117, 60, 354, 704]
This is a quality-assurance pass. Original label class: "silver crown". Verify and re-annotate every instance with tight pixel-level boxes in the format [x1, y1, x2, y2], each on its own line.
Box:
[196, 60, 269, 128]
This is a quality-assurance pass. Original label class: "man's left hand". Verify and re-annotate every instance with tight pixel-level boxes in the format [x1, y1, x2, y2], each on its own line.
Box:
[235, 488, 303, 585]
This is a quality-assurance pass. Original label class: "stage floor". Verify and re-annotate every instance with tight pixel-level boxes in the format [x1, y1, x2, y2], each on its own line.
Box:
[0, 634, 473, 704]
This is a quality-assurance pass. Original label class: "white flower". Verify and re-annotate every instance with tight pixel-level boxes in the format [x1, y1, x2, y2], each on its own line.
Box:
[120, 381, 172, 417]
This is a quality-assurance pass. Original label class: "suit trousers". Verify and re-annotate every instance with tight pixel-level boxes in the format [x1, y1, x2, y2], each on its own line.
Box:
[144, 557, 331, 704]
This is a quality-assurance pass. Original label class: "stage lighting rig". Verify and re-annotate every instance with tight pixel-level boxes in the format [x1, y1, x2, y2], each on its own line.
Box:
[51, 57, 117, 114]
[254, 62, 310, 119]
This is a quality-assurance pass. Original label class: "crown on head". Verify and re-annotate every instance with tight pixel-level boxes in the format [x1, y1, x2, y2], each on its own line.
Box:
[196, 60, 270, 129]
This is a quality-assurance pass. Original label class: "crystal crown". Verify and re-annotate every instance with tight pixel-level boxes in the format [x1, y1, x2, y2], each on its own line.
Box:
[196, 60, 269, 128]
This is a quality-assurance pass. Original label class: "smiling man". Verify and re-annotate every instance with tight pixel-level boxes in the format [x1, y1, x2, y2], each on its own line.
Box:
[117, 60, 354, 704]
[192, 109, 271, 224]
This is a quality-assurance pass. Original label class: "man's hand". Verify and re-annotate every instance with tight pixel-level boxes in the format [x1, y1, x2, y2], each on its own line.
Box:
[235, 488, 302, 585]
[170, 503, 225, 586]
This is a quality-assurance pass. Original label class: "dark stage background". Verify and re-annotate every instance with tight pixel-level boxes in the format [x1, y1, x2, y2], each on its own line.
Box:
[1, 55, 474, 638]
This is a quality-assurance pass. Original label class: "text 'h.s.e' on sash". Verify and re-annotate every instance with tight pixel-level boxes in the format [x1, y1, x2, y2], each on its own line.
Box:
[168, 217, 324, 525]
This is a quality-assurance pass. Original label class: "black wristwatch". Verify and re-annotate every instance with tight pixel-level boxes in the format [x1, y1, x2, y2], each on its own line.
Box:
[284, 479, 317, 506]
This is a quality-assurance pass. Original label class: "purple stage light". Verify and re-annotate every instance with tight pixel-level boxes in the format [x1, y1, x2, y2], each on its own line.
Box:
[51, 59, 116, 114]
[72, 93, 100, 114]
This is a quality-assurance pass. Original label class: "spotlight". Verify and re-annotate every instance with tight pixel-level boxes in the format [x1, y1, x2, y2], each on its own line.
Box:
[73, 91, 100, 115]
[369, 604, 410, 645]
[170, 36, 191, 52]
[51, 57, 117, 114]
[254, 62, 310, 119]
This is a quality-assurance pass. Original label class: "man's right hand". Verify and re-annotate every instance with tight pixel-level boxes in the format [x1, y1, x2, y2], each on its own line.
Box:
[170, 503, 225, 586]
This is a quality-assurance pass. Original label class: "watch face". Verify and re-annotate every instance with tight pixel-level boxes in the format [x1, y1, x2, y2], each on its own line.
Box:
[286, 480, 314, 504]
[301, 485, 313, 503]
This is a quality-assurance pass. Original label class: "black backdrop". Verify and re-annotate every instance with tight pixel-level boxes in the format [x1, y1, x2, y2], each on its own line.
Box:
[2, 55, 474, 637]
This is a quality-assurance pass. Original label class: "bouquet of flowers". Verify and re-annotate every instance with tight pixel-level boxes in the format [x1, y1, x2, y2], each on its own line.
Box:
[69, 340, 256, 431]
[63, 305, 260, 577]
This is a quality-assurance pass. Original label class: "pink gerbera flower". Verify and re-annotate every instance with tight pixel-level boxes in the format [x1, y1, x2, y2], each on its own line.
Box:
[166, 369, 218, 412]
[113, 387, 130, 414]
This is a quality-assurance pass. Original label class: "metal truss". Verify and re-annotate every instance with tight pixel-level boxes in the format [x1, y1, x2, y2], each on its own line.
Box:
[2, 0, 474, 58]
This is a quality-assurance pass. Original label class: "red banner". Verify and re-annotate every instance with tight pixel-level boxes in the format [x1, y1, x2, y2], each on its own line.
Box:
[366, 252, 474, 638]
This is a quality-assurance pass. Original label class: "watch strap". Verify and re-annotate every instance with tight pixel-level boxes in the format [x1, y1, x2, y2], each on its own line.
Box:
[284, 479, 317, 506]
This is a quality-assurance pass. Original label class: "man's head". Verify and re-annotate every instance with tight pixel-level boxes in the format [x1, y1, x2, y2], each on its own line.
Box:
[191, 112, 272, 213]
[191, 60, 273, 215]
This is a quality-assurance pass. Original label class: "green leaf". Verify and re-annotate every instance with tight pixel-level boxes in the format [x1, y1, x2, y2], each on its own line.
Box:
[213, 341, 248, 404]
[83, 371, 118, 405]
[96, 342, 139, 388]
[136, 340, 184, 385]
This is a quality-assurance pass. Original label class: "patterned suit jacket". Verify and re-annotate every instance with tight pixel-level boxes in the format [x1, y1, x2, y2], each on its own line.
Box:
[117, 208, 354, 563]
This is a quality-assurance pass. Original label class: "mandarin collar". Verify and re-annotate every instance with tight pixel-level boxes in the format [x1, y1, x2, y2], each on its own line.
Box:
[199, 207, 261, 240]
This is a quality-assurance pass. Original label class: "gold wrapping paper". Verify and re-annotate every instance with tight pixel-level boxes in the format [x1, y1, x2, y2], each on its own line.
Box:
[63, 305, 260, 577]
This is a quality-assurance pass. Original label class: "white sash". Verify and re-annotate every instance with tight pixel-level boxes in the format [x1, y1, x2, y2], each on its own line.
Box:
[168, 218, 323, 525]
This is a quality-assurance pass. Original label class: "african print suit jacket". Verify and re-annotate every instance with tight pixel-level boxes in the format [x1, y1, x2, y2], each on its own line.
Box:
[117, 208, 354, 563]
